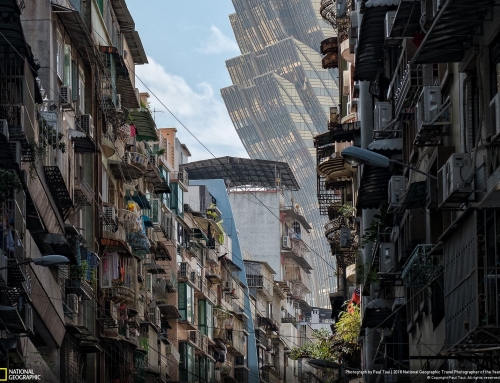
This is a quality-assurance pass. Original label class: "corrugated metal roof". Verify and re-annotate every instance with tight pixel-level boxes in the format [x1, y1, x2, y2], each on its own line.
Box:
[368, 137, 403, 151]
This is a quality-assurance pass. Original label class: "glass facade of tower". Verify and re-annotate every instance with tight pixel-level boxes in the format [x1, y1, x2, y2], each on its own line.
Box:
[222, 0, 339, 307]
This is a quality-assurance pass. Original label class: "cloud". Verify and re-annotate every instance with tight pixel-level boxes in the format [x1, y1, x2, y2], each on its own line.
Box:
[197, 26, 239, 54]
[135, 57, 248, 162]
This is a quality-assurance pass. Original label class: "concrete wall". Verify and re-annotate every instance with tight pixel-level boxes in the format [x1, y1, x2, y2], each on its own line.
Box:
[228, 190, 282, 280]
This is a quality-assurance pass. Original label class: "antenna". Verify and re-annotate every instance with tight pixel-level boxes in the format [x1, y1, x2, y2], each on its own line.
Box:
[152, 108, 164, 121]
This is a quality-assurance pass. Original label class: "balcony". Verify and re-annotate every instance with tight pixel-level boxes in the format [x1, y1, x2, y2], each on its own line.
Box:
[43, 166, 73, 219]
[110, 151, 148, 181]
[103, 283, 135, 305]
[190, 331, 209, 355]
[73, 179, 93, 209]
[177, 262, 200, 290]
[401, 244, 440, 289]
[66, 278, 93, 301]
[195, 278, 217, 304]
[246, 275, 273, 302]
[284, 263, 311, 296]
[117, 208, 142, 233]
[171, 170, 189, 192]
[320, 37, 338, 69]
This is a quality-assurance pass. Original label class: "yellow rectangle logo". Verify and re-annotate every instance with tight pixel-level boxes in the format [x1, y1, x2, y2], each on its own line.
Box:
[0, 368, 7, 382]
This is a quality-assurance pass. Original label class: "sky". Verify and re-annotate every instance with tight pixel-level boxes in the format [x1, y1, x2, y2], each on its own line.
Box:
[127, 1, 248, 162]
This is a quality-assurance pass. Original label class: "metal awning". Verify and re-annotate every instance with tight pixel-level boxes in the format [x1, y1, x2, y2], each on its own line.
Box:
[280, 209, 312, 230]
[153, 179, 171, 194]
[0, 0, 39, 74]
[412, 0, 493, 64]
[110, 0, 135, 32]
[361, 299, 394, 328]
[52, 4, 101, 67]
[69, 129, 96, 153]
[191, 216, 223, 236]
[315, 121, 361, 145]
[390, 0, 421, 38]
[100, 46, 140, 109]
[124, 30, 148, 65]
[317, 153, 354, 179]
[368, 137, 403, 151]
[182, 156, 300, 190]
[354, 3, 397, 81]
[357, 165, 392, 209]
[128, 111, 158, 142]
[157, 304, 181, 319]
[99, 238, 133, 258]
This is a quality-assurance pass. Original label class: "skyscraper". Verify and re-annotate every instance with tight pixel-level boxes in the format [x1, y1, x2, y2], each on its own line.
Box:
[221, 0, 339, 307]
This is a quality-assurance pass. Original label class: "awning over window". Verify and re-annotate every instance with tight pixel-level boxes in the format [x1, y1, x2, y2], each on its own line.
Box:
[354, 3, 397, 81]
[361, 298, 394, 328]
[315, 121, 361, 146]
[357, 165, 392, 209]
[412, 0, 493, 64]
[368, 137, 403, 151]
[128, 110, 158, 142]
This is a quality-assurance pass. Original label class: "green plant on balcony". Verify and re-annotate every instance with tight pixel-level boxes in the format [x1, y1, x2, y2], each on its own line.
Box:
[207, 207, 224, 245]
[361, 209, 388, 247]
[155, 148, 165, 156]
[0, 169, 22, 208]
[39, 116, 66, 153]
[70, 260, 88, 280]
[338, 204, 355, 217]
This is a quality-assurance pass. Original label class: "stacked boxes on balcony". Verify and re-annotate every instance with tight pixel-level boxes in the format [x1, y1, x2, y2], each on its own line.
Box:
[316, 0, 500, 379]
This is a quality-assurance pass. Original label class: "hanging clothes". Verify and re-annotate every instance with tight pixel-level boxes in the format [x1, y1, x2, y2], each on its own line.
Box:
[110, 252, 120, 280]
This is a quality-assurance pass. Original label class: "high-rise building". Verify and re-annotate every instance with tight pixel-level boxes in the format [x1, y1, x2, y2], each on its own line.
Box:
[221, 0, 339, 307]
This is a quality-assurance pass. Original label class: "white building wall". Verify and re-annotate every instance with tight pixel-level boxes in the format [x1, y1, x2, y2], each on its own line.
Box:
[229, 191, 283, 279]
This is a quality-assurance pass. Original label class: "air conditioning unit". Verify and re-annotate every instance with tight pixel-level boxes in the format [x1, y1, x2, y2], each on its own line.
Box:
[77, 114, 94, 138]
[24, 303, 33, 333]
[223, 281, 233, 291]
[438, 153, 472, 204]
[282, 236, 292, 249]
[388, 176, 407, 209]
[421, 86, 442, 124]
[374, 102, 392, 131]
[379, 243, 395, 273]
[339, 227, 351, 248]
[116, 94, 122, 112]
[384, 11, 397, 39]
[490, 92, 500, 136]
[0, 119, 8, 139]
[103, 205, 117, 222]
[60, 86, 74, 110]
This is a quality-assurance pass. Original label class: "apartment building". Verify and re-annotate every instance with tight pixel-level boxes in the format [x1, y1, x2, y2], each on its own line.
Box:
[0, 1, 253, 383]
[316, 0, 500, 380]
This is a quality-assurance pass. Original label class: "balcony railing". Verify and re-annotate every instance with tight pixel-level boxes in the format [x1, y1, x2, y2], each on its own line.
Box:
[172, 170, 189, 191]
[401, 244, 440, 288]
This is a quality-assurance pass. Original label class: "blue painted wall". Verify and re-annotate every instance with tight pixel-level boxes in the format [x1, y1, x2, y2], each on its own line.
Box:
[190, 179, 259, 383]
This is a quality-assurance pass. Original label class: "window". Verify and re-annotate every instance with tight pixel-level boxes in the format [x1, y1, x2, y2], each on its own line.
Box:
[78, 67, 85, 113]
[199, 300, 213, 339]
[56, 30, 64, 80]
[179, 342, 195, 383]
[178, 282, 194, 323]
[292, 220, 301, 239]
[63, 44, 71, 87]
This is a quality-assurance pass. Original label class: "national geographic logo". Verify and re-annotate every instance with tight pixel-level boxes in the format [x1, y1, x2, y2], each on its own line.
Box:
[0, 369, 42, 381]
